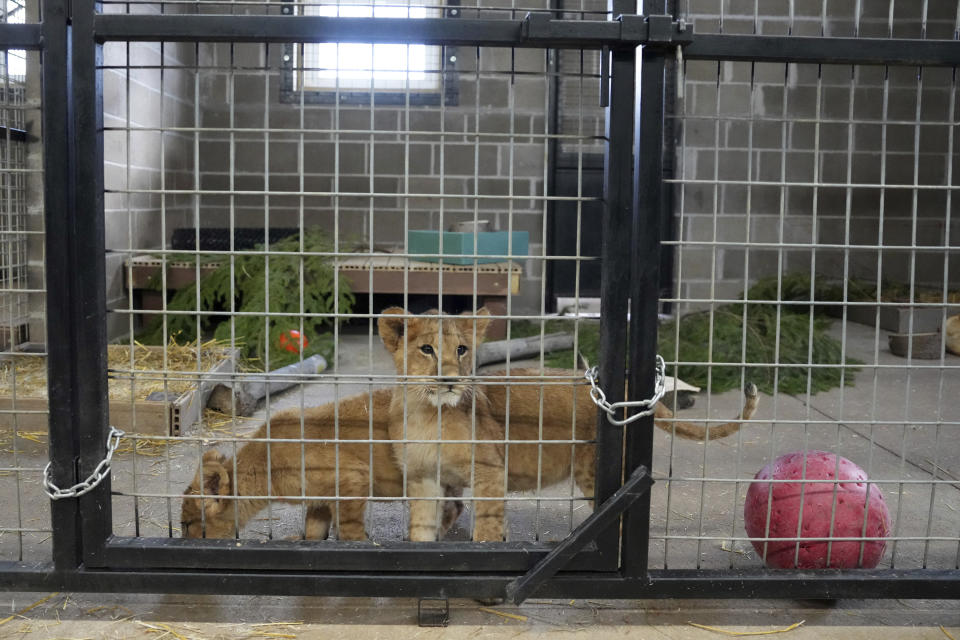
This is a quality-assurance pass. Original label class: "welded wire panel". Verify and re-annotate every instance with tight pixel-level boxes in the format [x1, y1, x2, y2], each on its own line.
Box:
[655, 51, 960, 572]
[0, 47, 49, 563]
[685, 0, 960, 39]
[1, 0, 33, 25]
[100, 35, 604, 546]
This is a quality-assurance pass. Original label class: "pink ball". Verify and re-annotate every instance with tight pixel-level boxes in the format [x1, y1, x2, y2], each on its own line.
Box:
[744, 450, 890, 569]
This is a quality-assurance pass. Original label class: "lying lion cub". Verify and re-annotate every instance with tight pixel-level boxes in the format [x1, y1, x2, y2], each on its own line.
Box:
[947, 314, 960, 356]
[183, 313, 758, 540]
[181, 391, 465, 540]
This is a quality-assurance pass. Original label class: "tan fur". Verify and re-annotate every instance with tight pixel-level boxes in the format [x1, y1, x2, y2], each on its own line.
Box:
[378, 307, 507, 542]
[485, 374, 758, 444]
[946, 314, 960, 356]
[181, 393, 464, 540]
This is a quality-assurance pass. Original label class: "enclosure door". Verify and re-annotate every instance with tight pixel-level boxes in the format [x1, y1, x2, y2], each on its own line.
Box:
[67, 13, 639, 579]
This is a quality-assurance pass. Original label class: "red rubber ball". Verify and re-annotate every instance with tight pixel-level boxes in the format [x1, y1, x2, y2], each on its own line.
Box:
[744, 450, 890, 569]
[278, 329, 309, 353]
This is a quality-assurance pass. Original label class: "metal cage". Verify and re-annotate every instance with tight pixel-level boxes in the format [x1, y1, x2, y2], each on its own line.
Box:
[0, 0, 957, 603]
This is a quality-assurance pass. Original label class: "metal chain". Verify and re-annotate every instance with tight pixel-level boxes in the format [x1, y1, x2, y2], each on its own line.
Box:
[43, 426, 124, 500]
[585, 355, 666, 427]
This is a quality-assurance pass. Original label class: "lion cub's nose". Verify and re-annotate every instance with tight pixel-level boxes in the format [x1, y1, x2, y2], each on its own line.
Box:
[440, 377, 456, 389]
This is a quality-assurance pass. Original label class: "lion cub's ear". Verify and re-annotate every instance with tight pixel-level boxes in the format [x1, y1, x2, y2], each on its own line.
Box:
[458, 307, 491, 344]
[198, 451, 231, 517]
[378, 307, 408, 353]
[202, 449, 226, 465]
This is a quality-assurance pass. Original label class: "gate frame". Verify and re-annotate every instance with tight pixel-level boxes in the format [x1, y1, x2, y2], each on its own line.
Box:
[0, 0, 957, 601]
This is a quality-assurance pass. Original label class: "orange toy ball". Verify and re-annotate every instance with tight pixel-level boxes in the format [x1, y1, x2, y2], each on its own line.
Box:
[277, 329, 309, 353]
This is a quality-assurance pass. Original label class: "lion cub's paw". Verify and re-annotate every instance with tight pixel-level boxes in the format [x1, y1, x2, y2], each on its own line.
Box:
[409, 526, 439, 542]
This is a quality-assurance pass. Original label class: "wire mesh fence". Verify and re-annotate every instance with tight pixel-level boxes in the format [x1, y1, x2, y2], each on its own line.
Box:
[0, 0, 957, 600]
[684, 0, 960, 39]
[654, 49, 960, 570]
[0, 44, 48, 564]
[96, 37, 610, 545]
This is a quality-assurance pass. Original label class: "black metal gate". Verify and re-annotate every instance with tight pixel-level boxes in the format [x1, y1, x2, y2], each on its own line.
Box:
[0, 0, 958, 602]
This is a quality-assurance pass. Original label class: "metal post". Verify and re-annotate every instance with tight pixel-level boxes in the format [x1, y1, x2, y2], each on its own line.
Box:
[71, 0, 112, 566]
[622, 51, 666, 578]
[543, 0, 561, 312]
[594, 0, 637, 559]
[41, 0, 80, 573]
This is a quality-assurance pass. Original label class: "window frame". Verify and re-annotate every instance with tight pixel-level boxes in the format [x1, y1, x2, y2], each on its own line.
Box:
[279, 0, 460, 106]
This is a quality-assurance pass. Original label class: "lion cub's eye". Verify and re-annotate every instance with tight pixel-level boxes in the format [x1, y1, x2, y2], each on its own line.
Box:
[420, 344, 435, 356]
[456, 345, 468, 357]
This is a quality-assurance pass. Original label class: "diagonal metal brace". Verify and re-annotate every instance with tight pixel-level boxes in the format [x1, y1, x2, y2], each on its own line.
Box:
[504, 466, 654, 605]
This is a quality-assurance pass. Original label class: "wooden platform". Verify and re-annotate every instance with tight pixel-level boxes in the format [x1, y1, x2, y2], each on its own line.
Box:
[124, 253, 522, 338]
[336, 254, 520, 297]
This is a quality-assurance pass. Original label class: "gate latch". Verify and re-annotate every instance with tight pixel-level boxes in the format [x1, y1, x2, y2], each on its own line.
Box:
[43, 426, 124, 500]
[586, 355, 666, 427]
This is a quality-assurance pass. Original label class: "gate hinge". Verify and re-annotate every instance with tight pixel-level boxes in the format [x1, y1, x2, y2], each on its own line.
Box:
[521, 12, 693, 48]
[617, 14, 694, 47]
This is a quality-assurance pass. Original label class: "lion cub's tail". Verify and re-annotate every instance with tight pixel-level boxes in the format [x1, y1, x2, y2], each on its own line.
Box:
[654, 382, 759, 441]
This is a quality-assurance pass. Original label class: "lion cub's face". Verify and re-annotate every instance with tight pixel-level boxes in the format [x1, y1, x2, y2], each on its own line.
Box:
[181, 450, 237, 538]
[378, 307, 491, 408]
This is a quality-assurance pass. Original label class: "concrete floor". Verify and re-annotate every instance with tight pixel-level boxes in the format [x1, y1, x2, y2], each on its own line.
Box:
[0, 319, 958, 635]
[0, 592, 957, 638]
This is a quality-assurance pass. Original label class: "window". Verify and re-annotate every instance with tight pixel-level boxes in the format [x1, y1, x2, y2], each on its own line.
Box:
[281, 0, 457, 105]
[4, 0, 26, 79]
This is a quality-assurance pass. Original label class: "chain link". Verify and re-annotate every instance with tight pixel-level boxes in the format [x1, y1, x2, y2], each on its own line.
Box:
[43, 426, 124, 500]
[585, 355, 666, 427]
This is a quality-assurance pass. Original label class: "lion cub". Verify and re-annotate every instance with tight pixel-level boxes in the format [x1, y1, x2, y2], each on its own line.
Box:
[378, 307, 508, 542]
[181, 392, 463, 540]
[379, 307, 762, 543]
[947, 314, 960, 356]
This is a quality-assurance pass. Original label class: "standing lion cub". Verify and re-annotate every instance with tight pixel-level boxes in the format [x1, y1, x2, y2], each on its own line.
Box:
[376, 307, 760, 543]
[379, 307, 511, 542]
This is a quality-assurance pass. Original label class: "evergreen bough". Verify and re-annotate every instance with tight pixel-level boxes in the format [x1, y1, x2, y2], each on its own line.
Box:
[657, 303, 858, 395]
[141, 230, 355, 370]
[511, 272, 862, 396]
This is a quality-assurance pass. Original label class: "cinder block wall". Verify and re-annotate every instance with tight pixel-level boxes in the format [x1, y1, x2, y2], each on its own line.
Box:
[676, 1, 960, 307]
[23, 46, 44, 346]
[100, 3, 198, 337]
[188, 34, 553, 314]
[163, 0, 615, 316]
[47, 2, 960, 341]
[22, 6, 197, 343]
[21, 1, 613, 345]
